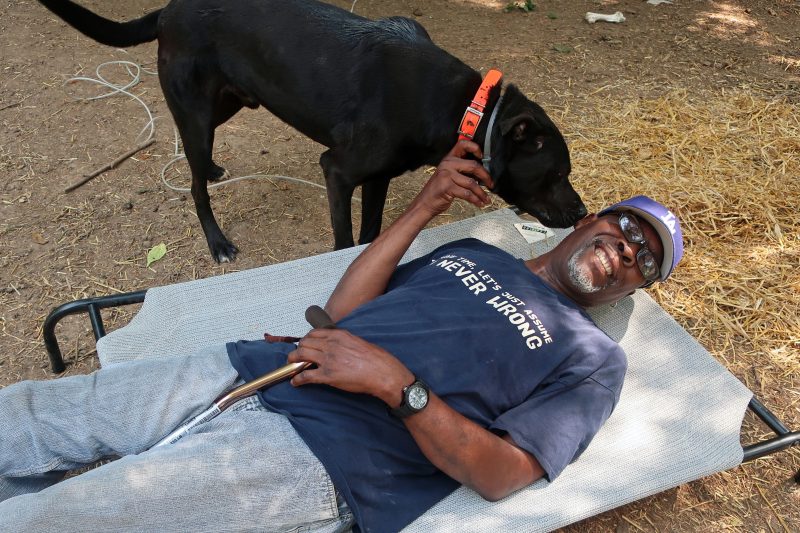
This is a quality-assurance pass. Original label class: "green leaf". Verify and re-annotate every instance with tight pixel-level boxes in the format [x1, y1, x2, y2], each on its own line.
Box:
[547, 11, 558, 19]
[552, 44, 572, 53]
[146, 242, 167, 267]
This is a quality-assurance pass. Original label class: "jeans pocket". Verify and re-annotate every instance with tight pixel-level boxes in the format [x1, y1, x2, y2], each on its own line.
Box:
[283, 463, 353, 533]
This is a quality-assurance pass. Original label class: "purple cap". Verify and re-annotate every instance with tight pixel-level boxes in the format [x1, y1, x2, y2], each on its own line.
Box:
[599, 196, 683, 281]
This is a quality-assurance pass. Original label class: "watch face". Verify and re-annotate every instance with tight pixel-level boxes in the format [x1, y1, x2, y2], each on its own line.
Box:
[407, 384, 428, 410]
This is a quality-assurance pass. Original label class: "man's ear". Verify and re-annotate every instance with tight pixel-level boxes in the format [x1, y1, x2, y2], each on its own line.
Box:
[573, 213, 598, 229]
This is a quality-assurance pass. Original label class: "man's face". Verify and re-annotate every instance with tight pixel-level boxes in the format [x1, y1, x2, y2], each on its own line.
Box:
[556, 212, 665, 307]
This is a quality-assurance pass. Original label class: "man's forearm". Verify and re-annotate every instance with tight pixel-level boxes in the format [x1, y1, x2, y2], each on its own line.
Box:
[324, 202, 434, 321]
[401, 394, 545, 501]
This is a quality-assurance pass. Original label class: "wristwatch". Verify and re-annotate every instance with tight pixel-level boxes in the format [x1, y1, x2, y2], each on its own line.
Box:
[390, 378, 430, 418]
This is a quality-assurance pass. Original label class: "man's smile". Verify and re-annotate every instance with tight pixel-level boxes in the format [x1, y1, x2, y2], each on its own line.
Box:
[579, 240, 620, 290]
[595, 246, 612, 276]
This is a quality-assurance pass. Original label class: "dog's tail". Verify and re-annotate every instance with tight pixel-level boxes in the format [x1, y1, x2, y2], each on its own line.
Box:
[39, 0, 161, 48]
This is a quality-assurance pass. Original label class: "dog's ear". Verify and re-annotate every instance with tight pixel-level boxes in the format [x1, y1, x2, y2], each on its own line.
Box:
[500, 115, 535, 141]
[500, 115, 546, 153]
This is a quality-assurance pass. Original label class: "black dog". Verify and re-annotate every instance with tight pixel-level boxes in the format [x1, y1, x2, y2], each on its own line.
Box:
[38, 0, 586, 262]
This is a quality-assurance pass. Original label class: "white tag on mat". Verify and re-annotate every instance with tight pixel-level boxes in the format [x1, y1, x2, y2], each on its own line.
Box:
[514, 222, 556, 243]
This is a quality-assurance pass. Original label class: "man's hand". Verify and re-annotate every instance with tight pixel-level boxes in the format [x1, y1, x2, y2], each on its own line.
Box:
[288, 328, 414, 408]
[323, 140, 494, 322]
[411, 140, 494, 217]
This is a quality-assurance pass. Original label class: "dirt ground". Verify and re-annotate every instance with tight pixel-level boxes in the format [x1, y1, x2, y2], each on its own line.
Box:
[1, 0, 799, 530]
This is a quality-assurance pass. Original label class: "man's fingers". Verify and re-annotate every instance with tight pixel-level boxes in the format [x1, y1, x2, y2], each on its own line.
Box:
[291, 328, 342, 356]
[450, 185, 488, 208]
[451, 173, 491, 205]
[447, 159, 494, 189]
[304, 328, 338, 339]
[290, 367, 321, 387]
[297, 335, 328, 351]
[447, 139, 482, 160]
[287, 345, 322, 364]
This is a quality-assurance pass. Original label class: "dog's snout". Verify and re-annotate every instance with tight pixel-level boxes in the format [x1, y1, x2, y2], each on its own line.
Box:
[575, 202, 588, 220]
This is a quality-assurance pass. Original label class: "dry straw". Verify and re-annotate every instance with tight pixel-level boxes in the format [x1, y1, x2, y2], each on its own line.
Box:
[567, 88, 799, 422]
[558, 88, 800, 528]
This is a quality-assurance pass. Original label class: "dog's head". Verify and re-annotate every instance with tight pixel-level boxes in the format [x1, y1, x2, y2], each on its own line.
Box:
[490, 85, 586, 228]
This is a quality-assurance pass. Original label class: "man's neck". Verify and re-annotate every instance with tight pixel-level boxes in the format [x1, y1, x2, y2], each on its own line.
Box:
[525, 256, 560, 293]
[524, 255, 587, 309]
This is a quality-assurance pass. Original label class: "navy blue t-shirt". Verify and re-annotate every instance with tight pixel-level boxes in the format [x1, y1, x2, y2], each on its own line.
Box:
[227, 239, 626, 533]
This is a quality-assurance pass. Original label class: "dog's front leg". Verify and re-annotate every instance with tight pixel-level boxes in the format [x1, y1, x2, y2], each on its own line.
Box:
[159, 57, 239, 262]
[320, 150, 356, 250]
[359, 178, 390, 245]
[175, 116, 239, 262]
[190, 175, 239, 262]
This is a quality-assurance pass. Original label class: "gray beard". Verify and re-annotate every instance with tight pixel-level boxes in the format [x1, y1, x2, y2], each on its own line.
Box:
[567, 241, 602, 294]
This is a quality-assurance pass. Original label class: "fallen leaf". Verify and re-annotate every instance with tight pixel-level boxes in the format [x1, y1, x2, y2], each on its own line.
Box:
[552, 44, 572, 53]
[146, 242, 167, 267]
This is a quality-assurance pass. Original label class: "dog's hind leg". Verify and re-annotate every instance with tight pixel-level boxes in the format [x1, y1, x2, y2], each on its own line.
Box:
[358, 178, 390, 244]
[320, 149, 356, 250]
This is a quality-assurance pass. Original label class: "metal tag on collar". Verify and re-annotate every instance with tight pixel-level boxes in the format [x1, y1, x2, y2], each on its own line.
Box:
[458, 106, 484, 139]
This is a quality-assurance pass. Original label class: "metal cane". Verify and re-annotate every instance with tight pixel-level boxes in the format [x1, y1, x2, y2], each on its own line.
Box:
[150, 305, 334, 448]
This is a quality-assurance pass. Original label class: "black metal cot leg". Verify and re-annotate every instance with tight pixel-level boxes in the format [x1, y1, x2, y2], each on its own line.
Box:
[742, 397, 800, 483]
[43, 290, 147, 373]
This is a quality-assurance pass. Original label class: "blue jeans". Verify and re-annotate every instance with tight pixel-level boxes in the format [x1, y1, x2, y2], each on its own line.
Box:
[0, 346, 354, 532]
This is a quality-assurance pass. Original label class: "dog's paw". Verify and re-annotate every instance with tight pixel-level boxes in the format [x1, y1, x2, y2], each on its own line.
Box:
[211, 240, 239, 263]
[208, 164, 228, 183]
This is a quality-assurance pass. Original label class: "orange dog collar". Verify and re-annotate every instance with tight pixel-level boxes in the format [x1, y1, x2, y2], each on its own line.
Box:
[457, 69, 503, 141]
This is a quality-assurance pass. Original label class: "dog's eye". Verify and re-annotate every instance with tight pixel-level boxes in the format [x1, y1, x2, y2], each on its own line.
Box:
[532, 136, 545, 152]
[535, 140, 544, 151]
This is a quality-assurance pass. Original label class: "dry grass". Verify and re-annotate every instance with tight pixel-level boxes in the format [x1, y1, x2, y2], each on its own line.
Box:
[568, 89, 800, 381]
[559, 88, 800, 530]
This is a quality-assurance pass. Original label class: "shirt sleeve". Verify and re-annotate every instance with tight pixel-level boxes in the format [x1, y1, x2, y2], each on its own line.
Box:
[489, 377, 618, 481]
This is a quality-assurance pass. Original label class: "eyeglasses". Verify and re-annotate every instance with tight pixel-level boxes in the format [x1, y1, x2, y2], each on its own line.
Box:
[614, 213, 661, 287]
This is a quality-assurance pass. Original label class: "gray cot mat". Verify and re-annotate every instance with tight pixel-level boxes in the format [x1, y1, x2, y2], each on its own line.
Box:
[97, 208, 752, 532]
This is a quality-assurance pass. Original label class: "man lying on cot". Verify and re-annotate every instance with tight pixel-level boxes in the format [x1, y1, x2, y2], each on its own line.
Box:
[0, 140, 683, 533]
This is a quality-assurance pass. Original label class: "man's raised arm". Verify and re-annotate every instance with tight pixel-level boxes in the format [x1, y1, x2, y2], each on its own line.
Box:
[324, 140, 494, 322]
